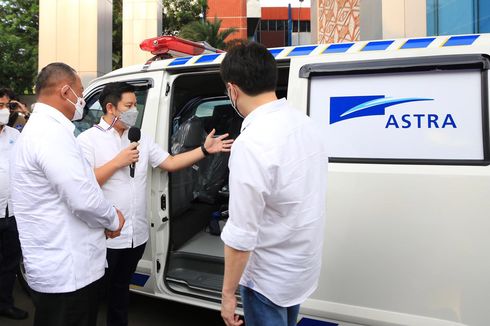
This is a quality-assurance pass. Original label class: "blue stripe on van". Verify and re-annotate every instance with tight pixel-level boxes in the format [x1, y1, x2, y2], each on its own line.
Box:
[130, 273, 150, 287]
[195, 53, 221, 64]
[362, 40, 394, 51]
[288, 45, 318, 57]
[168, 56, 193, 66]
[323, 43, 354, 54]
[401, 37, 436, 49]
[297, 318, 338, 326]
[443, 34, 480, 46]
[269, 48, 285, 57]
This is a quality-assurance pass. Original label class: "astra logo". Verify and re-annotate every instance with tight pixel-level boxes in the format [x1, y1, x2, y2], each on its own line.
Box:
[330, 95, 457, 129]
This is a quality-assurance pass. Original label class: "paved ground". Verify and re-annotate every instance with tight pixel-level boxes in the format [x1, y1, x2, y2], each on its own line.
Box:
[1, 279, 226, 326]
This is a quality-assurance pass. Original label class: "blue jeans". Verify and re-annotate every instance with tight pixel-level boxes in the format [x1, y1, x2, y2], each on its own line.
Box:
[240, 286, 300, 326]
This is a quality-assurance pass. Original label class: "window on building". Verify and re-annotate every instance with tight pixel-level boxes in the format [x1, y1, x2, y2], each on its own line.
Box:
[277, 20, 285, 31]
[261, 20, 268, 31]
[300, 21, 310, 32]
[292, 22, 298, 33]
[271, 20, 278, 32]
[427, 0, 490, 35]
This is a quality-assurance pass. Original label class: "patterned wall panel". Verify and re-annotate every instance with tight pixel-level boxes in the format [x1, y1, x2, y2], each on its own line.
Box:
[318, 0, 360, 43]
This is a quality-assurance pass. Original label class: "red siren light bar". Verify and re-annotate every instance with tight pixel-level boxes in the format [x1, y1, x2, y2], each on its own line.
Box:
[140, 35, 224, 59]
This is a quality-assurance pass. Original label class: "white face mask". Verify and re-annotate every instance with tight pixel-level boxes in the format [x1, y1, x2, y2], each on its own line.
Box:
[64, 86, 85, 121]
[117, 107, 138, 129]
[227, 87, 244, 119]
[0, 109, 9, 125]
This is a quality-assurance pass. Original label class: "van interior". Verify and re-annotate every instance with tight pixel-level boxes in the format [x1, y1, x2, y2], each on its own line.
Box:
[165, 67, 290, 300]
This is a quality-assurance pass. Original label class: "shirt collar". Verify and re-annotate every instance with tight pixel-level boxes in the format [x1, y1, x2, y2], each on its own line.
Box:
[97, 116, 114, 130]
[241, 98, 286, 132]
[33, 102, 75, 134]
[97, 116, 127, 137]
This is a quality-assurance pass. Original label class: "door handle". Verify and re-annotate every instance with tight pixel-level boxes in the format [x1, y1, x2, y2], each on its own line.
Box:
[160, 194, 166, 211]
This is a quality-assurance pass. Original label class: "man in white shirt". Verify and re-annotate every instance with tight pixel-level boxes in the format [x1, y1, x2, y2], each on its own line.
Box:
[10, 63, 125, 326]
[0, 89, 28, 320]
[219, 43, 329, 326]
[77, 82, 233, 326]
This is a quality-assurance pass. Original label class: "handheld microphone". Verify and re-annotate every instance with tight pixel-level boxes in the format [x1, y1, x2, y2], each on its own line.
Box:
[128, 127, 141, 178]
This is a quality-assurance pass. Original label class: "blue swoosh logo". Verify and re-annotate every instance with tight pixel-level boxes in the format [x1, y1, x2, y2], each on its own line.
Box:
[340, 97, 433, 117]
[330, 96, 433, 124]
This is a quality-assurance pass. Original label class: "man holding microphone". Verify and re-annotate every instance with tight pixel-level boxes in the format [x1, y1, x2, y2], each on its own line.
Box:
[77, 82, 233, 326]
[10, 63, 125, 326]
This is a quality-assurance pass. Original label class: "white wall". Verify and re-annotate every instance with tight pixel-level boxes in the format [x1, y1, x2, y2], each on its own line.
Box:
[360, 0, 427, 41]
[248, 0, 261, 18]
[292, 32, 312, 45]
[122, 0, 162, 67]
[39, 0, 113, 87]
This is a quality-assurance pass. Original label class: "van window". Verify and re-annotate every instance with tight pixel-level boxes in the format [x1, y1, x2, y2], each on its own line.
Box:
[195, 99, 230, 118]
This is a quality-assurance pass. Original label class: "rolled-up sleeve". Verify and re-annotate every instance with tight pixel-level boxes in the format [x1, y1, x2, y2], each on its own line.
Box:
[221, 140, 270, 251]
[147, 134, 169, 168]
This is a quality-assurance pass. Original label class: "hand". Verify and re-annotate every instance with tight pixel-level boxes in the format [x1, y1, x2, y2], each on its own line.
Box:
[105, 208, 125, 239]
[203, 129, 234, 154]
[221, 293, 243, 326]
[114, 142, 139, 168]
[10, 100, 29, 116]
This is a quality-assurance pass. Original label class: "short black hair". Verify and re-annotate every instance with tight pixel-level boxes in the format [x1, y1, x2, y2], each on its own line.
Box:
[0, 88, 16, 100]
[220, 42, 277, 96]
[35, 63, 77, 95]
[98, 82, 135, 114]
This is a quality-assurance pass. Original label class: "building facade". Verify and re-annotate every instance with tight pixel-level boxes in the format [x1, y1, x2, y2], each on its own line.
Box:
[315, 0, 360, 44]
[312, 0, 490, 44]
[38, 0, 490, 86]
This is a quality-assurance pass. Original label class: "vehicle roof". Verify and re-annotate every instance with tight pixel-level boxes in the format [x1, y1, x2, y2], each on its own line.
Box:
[92, 34, 489, 85]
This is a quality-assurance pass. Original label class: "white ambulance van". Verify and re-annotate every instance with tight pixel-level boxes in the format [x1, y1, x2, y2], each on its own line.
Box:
[73, 34, 490, 325]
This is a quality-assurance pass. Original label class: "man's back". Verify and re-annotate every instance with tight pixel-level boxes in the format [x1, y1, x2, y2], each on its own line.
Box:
[224, 98, 328, 307]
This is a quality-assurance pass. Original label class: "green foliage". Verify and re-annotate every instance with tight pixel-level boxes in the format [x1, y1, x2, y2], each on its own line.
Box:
[180, 18, 239, 50]
[113, 0, 123, 70]
[0, 0, 39, 94]
[163, 0, 208, 35]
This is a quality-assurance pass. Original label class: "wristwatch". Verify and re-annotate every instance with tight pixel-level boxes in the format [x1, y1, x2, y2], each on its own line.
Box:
[201, 144, 210, 156]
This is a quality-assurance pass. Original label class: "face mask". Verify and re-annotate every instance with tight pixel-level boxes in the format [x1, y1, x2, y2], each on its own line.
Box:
[117, 107, 138, 128]
[0, 109, 9, 125]
[227, 87, 244, 119]
[64, 86, 85, 121]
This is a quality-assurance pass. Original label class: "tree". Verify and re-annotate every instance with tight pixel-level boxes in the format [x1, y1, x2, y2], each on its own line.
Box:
[163, 0, 208, 35]
[180, 18, 239, 50]
[113, 0, 123, 70]
[0, 0, 39, 94]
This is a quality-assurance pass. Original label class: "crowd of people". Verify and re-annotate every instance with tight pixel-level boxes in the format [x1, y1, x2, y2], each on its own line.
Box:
[0, 42, 328, 326]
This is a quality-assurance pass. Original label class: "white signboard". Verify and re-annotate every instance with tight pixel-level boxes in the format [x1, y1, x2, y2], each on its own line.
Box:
[309, 70, 485, 160]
